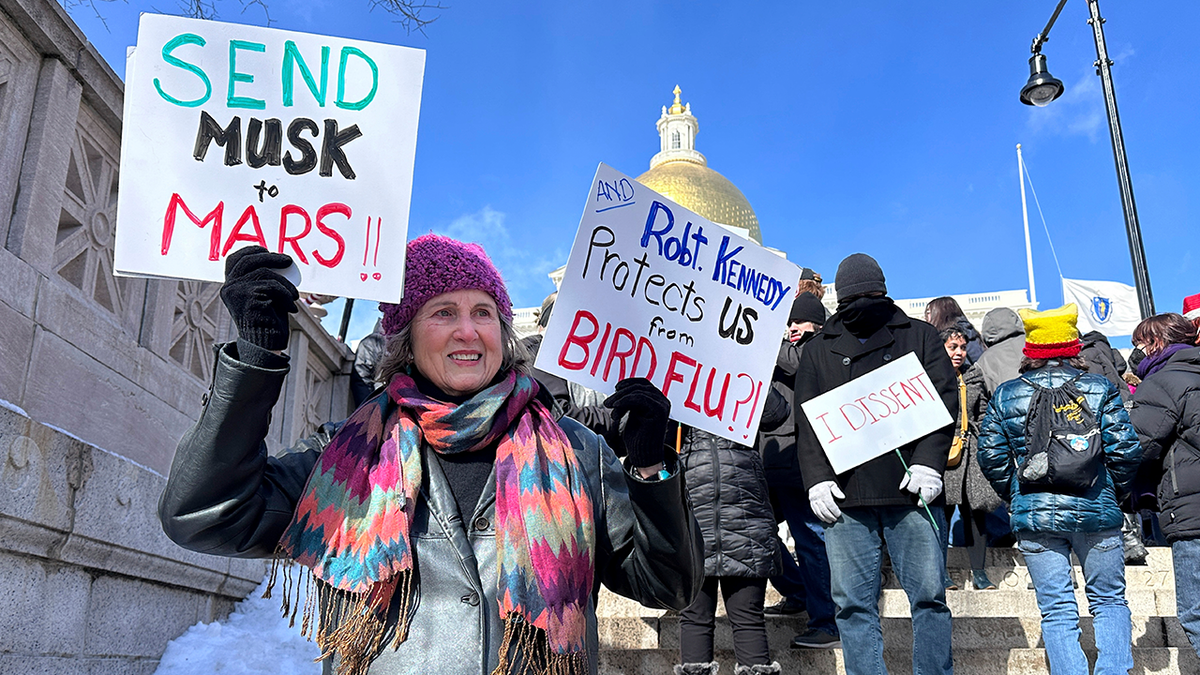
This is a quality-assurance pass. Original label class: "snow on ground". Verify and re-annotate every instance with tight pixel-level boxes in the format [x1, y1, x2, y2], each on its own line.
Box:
[154, 575, 321, 674]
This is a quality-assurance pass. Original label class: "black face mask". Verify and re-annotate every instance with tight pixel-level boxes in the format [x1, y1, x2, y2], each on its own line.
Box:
[838, 296, 895, 338]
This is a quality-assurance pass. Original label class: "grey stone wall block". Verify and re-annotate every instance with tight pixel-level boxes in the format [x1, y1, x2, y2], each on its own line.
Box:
[0, 407, 75, 533]
[83, 575, 209, 657]
[131, 347, 207, 419]
[0, 222, 39, 316]
[0, 12, 40, 238]
[0, 654, 87, 675]
[6, 55, 81, 274]
[0, 294, 36, 405]
[65, 440, 267, 596]
[23, 329, 192, 474]
[33, 275, 140, 381]
[0, 552, 91, 653]
[84, 658, 159, 675]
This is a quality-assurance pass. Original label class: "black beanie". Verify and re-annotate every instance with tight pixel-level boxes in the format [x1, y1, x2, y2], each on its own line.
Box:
[789, 292, 826, 325]
[835, 253, 887, 299]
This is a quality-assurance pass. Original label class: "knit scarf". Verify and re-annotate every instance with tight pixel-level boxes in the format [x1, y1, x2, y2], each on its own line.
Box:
[1136, 343, 1191, 380]
[274, 370, 595, 675]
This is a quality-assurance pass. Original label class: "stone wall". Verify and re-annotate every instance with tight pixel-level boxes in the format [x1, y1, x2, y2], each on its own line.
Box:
[0, 0, 355, 671]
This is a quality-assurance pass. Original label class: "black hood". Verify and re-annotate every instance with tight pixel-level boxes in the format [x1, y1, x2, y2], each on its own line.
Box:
[1164, 346, 1200, 375]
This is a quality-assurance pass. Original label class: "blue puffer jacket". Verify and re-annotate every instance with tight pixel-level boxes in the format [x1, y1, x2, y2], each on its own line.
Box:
[977, 364, 1142, 533]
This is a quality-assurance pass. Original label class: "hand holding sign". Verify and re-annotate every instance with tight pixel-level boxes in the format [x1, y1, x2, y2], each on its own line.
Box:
[604, 377, 672, 470]
[899, 464, 944, 504]
[220, 246, 299, 351]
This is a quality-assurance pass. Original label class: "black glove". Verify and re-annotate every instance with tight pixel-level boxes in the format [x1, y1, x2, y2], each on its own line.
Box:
[604, 377, 671, 469]
[220, 246, 299, 351]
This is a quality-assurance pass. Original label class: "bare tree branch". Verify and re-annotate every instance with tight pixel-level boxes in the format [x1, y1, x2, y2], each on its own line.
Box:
[366, 0, 444, 35]
[61, 0, 440, 32]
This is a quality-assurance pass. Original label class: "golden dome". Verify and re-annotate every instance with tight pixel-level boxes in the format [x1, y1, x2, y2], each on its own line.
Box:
[636, 161, 762, 244]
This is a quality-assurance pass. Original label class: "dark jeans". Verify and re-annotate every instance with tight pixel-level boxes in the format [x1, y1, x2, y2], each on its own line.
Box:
[768, 484, 838, 634]
[944, 505, 989, 572]
[825, 506, 953, 675]
[680, 576, 770, 666]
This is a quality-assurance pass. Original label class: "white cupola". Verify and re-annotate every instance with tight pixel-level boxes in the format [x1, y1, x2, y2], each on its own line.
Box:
[650, 85, 706, 169]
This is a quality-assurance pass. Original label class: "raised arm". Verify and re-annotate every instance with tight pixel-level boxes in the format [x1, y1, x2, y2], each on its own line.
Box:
[158, 344, 329, 558]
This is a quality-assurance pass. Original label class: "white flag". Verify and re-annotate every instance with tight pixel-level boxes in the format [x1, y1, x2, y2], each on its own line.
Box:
[1061, 278, 1140, 336]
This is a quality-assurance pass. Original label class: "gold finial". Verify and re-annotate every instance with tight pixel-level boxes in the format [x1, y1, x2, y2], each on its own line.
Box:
[668, 85, 686, 114]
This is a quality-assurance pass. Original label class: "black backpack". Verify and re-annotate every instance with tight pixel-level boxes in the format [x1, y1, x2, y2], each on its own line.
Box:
[1018, 372, 1104, 494]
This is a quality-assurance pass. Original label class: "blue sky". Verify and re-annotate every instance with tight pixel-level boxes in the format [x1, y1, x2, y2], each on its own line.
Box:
[67, 1, 1198, 347]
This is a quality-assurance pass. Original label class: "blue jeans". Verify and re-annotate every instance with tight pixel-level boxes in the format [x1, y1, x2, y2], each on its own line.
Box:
[1018, 531, 1131, 675]
[1172, 538, 1200, 659]
[770, 485, 838, 635]
[825, 506, 953, 675]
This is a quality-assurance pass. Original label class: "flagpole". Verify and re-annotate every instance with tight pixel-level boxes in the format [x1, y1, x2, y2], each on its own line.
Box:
[1017, 144, 1037, 307]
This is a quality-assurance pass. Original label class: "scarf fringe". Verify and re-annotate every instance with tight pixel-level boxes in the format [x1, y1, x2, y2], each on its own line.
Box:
[492, 617, 587, 675]
[268, 557, 585, 675]
[268, 553, 416, 675]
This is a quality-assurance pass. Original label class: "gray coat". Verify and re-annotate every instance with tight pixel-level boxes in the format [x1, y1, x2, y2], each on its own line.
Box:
[159, 344, 703, 675]
[944, 308, 1022, 513]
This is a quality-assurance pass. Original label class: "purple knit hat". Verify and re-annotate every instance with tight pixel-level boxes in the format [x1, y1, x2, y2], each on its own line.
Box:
[379, 234, 513, 335]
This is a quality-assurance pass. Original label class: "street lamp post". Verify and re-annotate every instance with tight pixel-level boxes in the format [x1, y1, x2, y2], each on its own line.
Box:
[1020, 0, 1155, 319]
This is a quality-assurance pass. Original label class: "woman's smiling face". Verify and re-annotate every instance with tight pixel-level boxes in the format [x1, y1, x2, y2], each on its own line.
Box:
[410, 289, 502, 396]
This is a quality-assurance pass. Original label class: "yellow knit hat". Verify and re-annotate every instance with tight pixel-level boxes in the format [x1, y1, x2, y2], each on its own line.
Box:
[1019, 303, 1082, 359]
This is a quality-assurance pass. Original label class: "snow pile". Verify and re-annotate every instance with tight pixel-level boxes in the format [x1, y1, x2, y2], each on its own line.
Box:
[154, 575, 321, 674]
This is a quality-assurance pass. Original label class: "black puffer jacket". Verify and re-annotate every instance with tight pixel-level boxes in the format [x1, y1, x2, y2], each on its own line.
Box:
[1129, 346, 1200, 543]
[681, 391, 788, 578]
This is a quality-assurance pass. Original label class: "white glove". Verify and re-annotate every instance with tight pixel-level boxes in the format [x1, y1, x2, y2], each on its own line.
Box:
[808, 481, 845, 524]
[899, 465, 943, 505]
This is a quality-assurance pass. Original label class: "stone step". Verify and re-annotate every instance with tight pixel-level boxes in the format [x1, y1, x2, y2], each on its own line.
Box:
[940, 545, 1173, 571]
[633, 615, 1193, 651]
[599, 647, 1200, 675]
[598, 585, 1179, 621]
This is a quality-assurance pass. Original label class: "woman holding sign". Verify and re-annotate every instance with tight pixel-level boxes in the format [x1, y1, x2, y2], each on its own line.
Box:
[158, 236, 703, 675]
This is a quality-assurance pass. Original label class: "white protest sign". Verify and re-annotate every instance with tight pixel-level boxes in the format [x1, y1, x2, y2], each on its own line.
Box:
[801, 352, 953, 474]
[535, 163, 801, 445]
[115, 14, 425, 303]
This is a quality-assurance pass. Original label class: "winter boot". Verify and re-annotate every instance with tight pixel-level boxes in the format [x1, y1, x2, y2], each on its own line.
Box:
[674, 662, 720, 675]
[733, 662, 782, 675]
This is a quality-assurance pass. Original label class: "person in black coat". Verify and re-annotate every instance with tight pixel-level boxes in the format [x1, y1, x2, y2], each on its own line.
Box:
[1129, 314, 1200, 659]
[675, 390, 789, 675]
[795, 254, 958, 675]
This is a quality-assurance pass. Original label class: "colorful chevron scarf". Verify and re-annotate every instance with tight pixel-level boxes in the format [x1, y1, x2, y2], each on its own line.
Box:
[275, 370, 595, 675]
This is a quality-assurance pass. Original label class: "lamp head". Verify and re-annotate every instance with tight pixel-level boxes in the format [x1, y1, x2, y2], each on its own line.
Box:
[1020, 53, 1064, 107]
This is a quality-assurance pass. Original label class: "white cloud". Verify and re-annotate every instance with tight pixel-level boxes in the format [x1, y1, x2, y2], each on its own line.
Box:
[433, 206, 566, 309]
[1025, 45, 1136, 143]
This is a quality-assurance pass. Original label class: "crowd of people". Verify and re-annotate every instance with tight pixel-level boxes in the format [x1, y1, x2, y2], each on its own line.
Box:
[155, 235, 1200, 675]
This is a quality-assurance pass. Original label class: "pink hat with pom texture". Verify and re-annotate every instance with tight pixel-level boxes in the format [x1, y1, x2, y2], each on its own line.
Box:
[379, 234, 513, 335]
